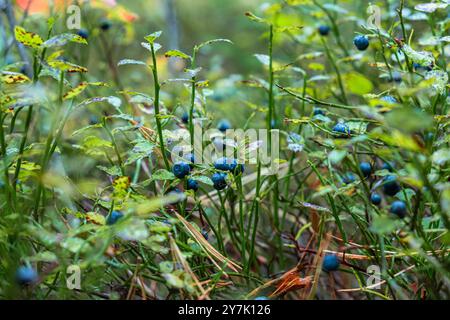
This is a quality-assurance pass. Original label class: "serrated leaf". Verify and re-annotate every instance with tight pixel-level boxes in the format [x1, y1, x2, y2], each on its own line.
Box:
[43, 33, 87, 47]
[164, 50, 191, 60]
[14, 26, 43, 49]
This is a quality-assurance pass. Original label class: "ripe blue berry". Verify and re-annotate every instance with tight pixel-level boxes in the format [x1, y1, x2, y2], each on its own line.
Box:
[172, 161, 191, 179]
[217, 119, 232, 132]
[413, 63, 432, 72]
[181, 112, 189, 124]
[391, 72, 402, 83]
[99, 19, 112, 31]
[322, 254, 340, 272]
[390, 200, 407, 218]
[382, 175, 401, 196]
[381, 162, 394, 172]
[370, 193, 382, 205]
[381, 95, 397, 104]
[201, 229, 209, 240]
[76, 29, 89, 40]
[318, 25, 331, 36]
[332, 123, 351, 136]
[187, 178, 199, 191]
[16, 266, 38, 285]
[254, 296, 269, 300]
[359, 162, 372, 177]
[313, 108, 325, 116]
[106, 210, 124, 225]
[342, 172, 356, 184]
[212, 172, 227, 190]
[353, 35, 369, 51]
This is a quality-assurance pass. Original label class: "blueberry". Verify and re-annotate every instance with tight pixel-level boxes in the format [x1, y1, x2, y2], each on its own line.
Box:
[212, 172, 227, 190]
[370, 193, 382, 205]
[16, 266, 38, 285]
[359, 162, 372, 177]
[313, 108, 325, 116]
[181, 112, 189, 124]
[254, 296, 269, 300]
[382, 175, 401, 196]
[106, 210, 124, 225]
[413, 63, 432, 72]
[99, 19, 112, 31]
[391, 72, 402, 83]
[217, 119, 232, 132]
[332, 123, 351, 136]
[201, 229, 209, 240]
[381, 95, 397, 104]
[184, 153, 196, 167]
[342, 172, 356, 184]
[214, 157, 234, 171]
[270, 119, 276, 129]
[76, 29, 89, 40]
[381, 162, 394, 172]
[172, 161, 191, 179]
[322, 254, 340, 272]
[318, 25, 331, 36]
[186, 178, 199, 191]
[390, 200, 407, 218]
[353, 35, 369, 51]
[89, 115, 98, 125]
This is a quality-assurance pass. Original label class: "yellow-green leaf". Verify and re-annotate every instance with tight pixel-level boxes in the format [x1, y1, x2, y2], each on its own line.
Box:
[344, 72, 373, 95]
[14, 26, 43, 49]
[63, 82, 88, 100]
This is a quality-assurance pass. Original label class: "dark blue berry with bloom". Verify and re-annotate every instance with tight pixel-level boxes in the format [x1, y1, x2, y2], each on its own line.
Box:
[333, 123, 351, 136]
[342, 172, 356, 184]
[201, 229, 209, 240]
[106, 210, 124, 225]
[313, 108, 325, 116]
[187, 178, 199, 191]
[322, 254, 340, 272]
[383, 175, 401, 196]
[181, 112, 189, 124]
[381, 162, 394, 172]
[76, 29, 89, 39]
[217, 119, 232, 132]
[381, 95, 397, 104]
[359, 162, 372, 177]
[318, 25, 330, 36]
[212, 172, 227, 190]
[16, 266, 38, 285]
[370, 193, 382, 205]
[99, 19, 112, 31]
[353, 35, 369, 51]
[390, 200, 407, 218]
[172, 162, 191, 179]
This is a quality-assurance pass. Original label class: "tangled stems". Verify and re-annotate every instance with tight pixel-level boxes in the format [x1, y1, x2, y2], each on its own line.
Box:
[188, 48, 197, 147]
[150, 43, 170, 171]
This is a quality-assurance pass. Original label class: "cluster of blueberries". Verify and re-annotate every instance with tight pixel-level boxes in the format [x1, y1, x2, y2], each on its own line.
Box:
[342, 161, 407, 219]
[317, 25, 369, 51]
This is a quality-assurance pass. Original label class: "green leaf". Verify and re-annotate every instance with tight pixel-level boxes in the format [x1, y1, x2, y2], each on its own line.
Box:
[370, 215, 403, 235]
[196, 38, 233, 50]
[145, 31, 162, 44]
[244, 11, 266, 23]
[192, 175, 213, 186]
[42, 33, 87, 47]
[385, 107, 433, 133]
[76, 96, 122, 109]
[328, 149, 347, 164]
[344, 72, 373, 95]
[118, 59, 148, 67]
[164, 50, 191, 60]
[151, 169, 175, 181]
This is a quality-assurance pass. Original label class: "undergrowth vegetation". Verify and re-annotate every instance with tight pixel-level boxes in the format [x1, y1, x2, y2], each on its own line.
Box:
[0, 0, 449, 300]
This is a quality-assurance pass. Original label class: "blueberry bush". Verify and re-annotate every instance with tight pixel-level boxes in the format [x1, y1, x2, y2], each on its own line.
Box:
[0, 0, 449, 300]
